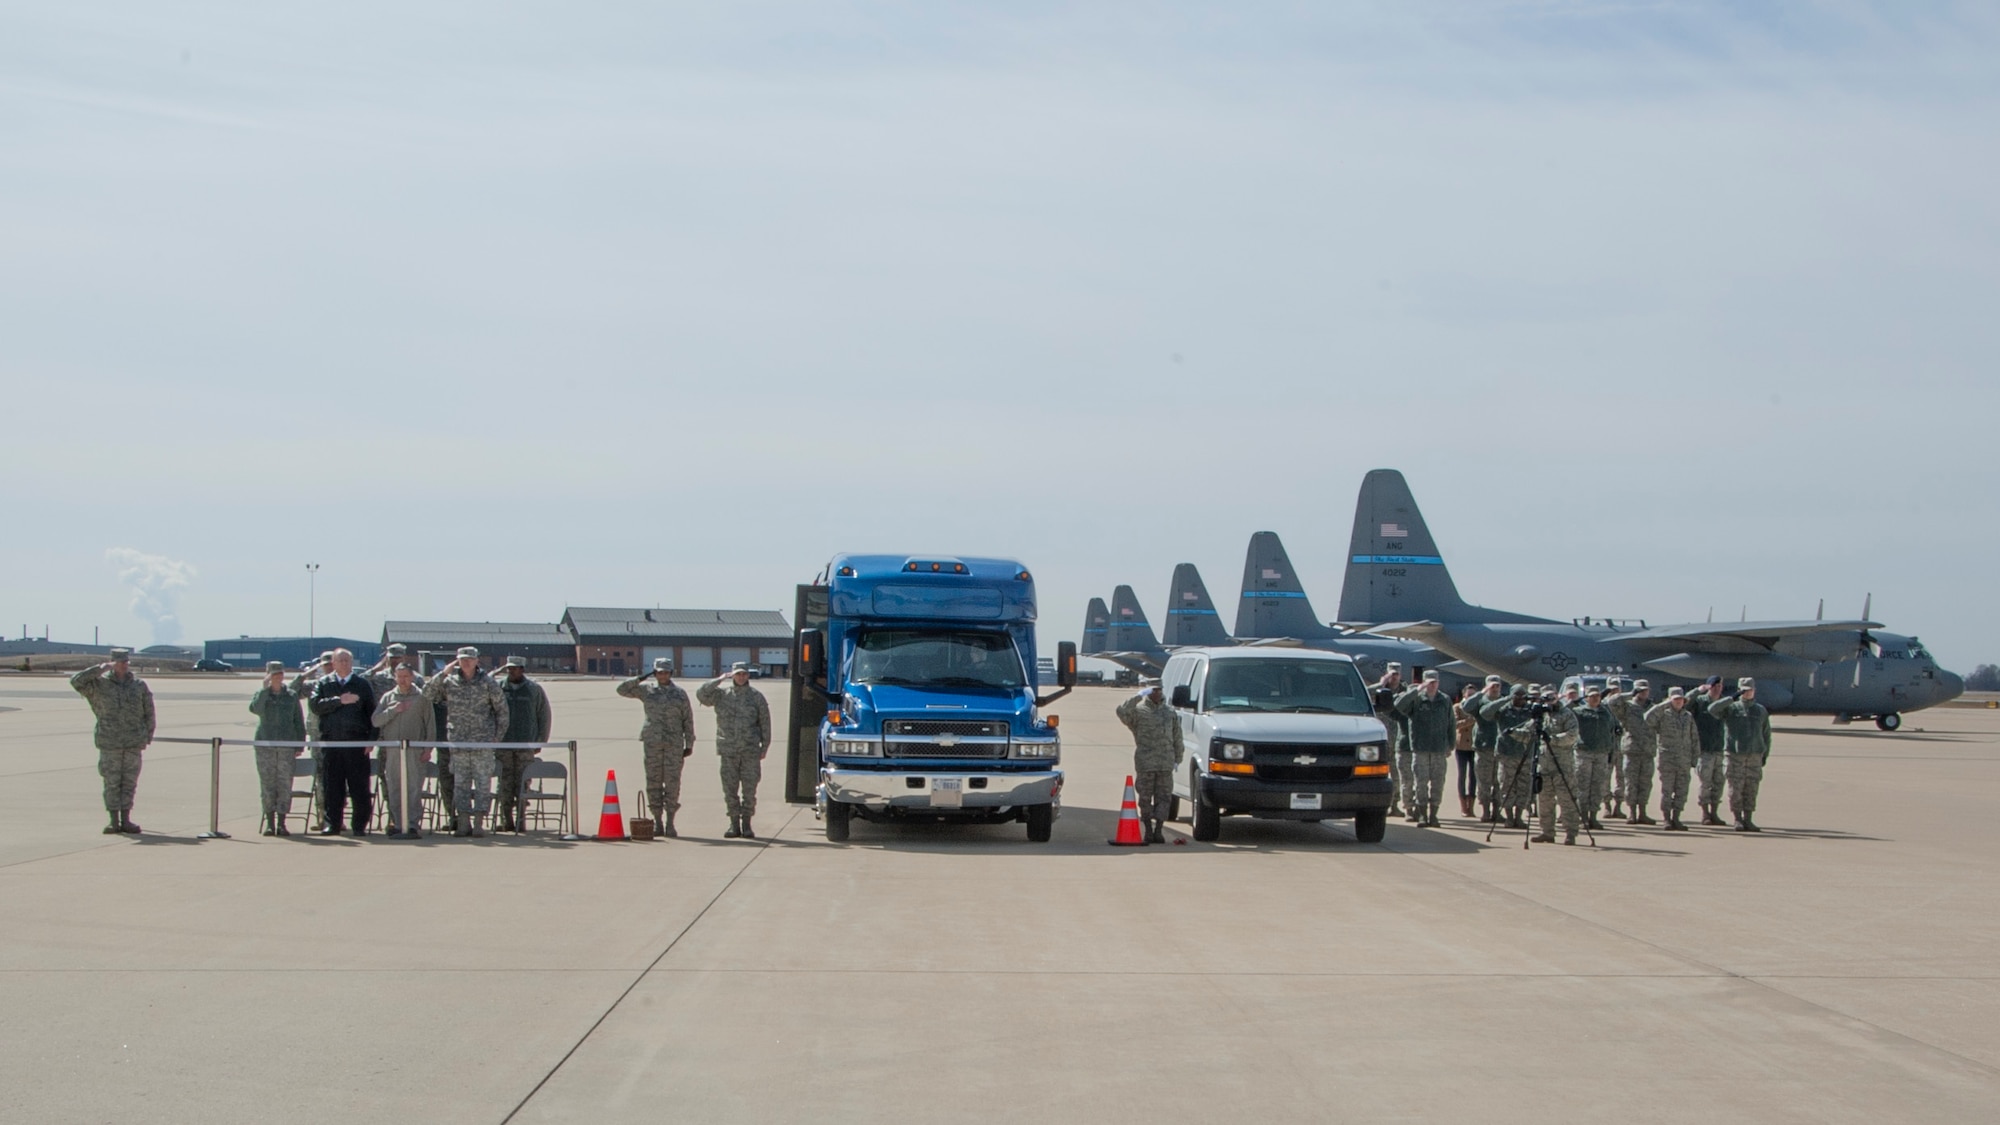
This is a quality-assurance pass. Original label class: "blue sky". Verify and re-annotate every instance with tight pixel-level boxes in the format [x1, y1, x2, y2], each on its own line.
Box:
[5, 2, 1997, 667]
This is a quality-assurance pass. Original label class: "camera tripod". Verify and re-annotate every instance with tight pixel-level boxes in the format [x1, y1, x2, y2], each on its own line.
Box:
[1484, 708, 1597, 849]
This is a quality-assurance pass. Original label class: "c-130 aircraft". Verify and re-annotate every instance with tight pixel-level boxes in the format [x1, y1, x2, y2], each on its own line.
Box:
[1341, 469, 1963, 730]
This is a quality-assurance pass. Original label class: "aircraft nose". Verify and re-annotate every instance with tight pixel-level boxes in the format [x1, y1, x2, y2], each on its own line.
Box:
[1936, 669, 1965, 703]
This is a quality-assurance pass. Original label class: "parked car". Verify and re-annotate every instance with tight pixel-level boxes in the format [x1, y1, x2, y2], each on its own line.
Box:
[192, 658, 234, 673]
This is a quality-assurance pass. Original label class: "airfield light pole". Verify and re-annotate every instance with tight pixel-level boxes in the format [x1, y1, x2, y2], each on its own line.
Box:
[306, 563, 320, 644]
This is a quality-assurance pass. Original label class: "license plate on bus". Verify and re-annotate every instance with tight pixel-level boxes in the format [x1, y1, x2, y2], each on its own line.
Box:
[1290, 792, 1323, 811]
[931, 778, 964, 808]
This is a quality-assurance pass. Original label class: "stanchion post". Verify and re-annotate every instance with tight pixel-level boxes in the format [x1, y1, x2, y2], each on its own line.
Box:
[198, 736, 230, 839]
[400, 740, 414, 837]
[561, 740, 582, 840]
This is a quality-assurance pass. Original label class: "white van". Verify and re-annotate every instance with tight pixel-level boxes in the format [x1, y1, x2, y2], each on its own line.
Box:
[1161, 647, 1393, 842]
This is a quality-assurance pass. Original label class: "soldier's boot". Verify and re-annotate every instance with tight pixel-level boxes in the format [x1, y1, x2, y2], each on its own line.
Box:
[469, 815, 486, 839]
[724, 816, 741, 839]
[1634, 810, 1657, 826]
[261, 814, 276, 837]
[1742, 812, 1760, 832]
[103, 811, 122, 835]
[741, 816, 755, 840]
[1531, 831, 1556, 843]
[275, 816, 290, 836]
[652, 813, 665, 837]
[662, 812, 678, 839]
[453, 816, 471, 838]
[119, 811, 142, 834]
[1562, 833, 1577, 846]
[1704, 805, 1725, 827]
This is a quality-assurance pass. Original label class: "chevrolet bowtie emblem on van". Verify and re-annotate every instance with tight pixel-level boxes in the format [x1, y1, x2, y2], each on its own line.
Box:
[1293, 754, 1317, 765]
[936, 733, 959, 748]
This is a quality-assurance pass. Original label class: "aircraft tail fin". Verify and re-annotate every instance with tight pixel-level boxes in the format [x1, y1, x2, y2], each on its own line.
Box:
[1163, 563, 1233, 646]
[1235, 532, 1342, 640]
[1081, 597, 1109, 655]
[1107, 585, 1164, 656]
[1337, 468, 1552, 625]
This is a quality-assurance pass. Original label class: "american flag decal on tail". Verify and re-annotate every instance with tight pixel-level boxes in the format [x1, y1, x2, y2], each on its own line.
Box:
[1381, 523, 1408, 537]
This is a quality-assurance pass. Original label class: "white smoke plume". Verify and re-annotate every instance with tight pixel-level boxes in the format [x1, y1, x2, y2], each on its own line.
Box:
[105, 548, 197, 645]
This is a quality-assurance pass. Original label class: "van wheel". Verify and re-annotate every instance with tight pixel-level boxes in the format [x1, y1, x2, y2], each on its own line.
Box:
[1353, 809, 1387, 843]
[824, 800, 851, 843]
[1025, 803, 1053, 843]
[1876, 713, 1902, 732]
[1190, 769, 1220, 842]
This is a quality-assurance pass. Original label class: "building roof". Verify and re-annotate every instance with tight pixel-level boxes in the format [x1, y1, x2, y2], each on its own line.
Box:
[562, 607, 792, 641]
[381, 621, 574, 648]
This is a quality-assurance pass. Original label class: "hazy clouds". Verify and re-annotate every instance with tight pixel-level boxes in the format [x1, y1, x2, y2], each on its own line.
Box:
[4, 2, 1996, 664]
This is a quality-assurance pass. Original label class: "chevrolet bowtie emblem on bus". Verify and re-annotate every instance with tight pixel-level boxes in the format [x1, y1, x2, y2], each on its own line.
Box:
[936, 733, 959, 748]
[1293, 754, 1317, 765]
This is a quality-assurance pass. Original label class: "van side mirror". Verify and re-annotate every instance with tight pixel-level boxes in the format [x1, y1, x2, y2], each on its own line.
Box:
[798, 629, 826, 682]
[1055, 641, 1077, 688]
[1170, 684, 1193, 709]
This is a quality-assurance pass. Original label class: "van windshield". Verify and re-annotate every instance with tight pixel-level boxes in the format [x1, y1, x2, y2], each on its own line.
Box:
[1203, 658, 1371, 714]
[850, 629, 1026, 689]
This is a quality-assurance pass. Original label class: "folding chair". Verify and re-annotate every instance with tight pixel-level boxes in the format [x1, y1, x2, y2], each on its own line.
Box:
[285, 756, 318, 834]
[368, 754, 391, 832]
[420, 760, 445, 831]
[520, 759, 569, 835]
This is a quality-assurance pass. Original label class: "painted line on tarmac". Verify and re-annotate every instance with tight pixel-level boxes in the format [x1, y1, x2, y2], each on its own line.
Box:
[499, 804, 803, 1124]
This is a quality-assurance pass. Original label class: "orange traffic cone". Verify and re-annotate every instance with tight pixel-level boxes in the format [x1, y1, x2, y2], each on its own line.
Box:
[1108, 775, 1146, 846]
[596, 770, 627, 841]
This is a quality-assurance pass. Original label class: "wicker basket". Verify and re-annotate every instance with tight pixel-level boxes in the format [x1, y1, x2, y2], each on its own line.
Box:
[629, 791, 656, 841]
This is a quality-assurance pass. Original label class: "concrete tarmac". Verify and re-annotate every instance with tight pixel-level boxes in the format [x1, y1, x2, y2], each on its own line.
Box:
[2, 675, 1997, 1122]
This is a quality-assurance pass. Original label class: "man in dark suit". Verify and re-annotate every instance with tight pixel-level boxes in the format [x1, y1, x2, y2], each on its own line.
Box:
[310, 648, 378, 836]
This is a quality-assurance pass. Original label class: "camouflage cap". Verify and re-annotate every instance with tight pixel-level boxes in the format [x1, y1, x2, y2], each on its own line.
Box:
[109, 647, 132, 660]
[1422, 670, 1440, 682]
[652, 657, 673, 672]
[456, 646, 480, 659]
[1738, 677, 1756, 689]
[1509, 683, 1528, 697]
[503, 656, 525, 669]
[1633, 678, 1650, 691]
[385, 643, 408, 656]
[730, 662, 750, 674]
[1667, 686, 1686, 698]
[1386, 662, 1403, 672]
[266, 660, 286, 673]
[1585, 684, 1602, 696]
[1485, 675, 1504, 685]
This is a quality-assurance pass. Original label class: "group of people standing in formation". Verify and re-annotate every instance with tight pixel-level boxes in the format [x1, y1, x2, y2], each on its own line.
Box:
[67, 646, 771, 840]
[1376, 663, 1772, 844]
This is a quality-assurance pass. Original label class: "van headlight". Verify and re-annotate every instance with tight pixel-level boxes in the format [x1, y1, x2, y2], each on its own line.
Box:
[1356, 743, 1383, 763]
[826, 738, 881, 758]
[1221, 742, 1247, 761]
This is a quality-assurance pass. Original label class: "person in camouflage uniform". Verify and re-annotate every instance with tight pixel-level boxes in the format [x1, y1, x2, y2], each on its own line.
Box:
[1116, 681, 1185, 844]
[72, 648, 156, 834]
[422, 646, 509, 837]
[1534, 687, 1583, 845]
[495, 658, 552, 832]
[1370, 663, 1409, 818]
[1483, 684, 1536, 829]
[698, 662, 772, 839]
[1689, 676, 1729, 825]
[1645, 686, 1700, 830]
[1570, 685, 1617, 831]
[619, 657, 696, 837]
[248, 660, 310, 836]
[1394, 671, 1456, 827]
[1605, 679, 1658, 825]
[1468, 676, 1505, 821]
[1602, 678, 1627, 819]
[1710, 677, 1773, 832]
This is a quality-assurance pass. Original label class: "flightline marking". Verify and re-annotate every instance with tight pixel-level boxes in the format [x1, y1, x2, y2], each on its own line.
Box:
[498, 805, 803, 1124]
[1371, 834, 2000, 1078]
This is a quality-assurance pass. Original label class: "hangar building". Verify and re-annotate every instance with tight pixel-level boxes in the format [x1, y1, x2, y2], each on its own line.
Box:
[379, 622, 576, 674]
[562, 607, 793, 678]
[204, 636, 383, 669]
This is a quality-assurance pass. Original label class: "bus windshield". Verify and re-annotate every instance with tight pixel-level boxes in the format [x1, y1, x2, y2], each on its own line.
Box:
[849, 629, 1027, 689]
[1204, 658, 1372, 714]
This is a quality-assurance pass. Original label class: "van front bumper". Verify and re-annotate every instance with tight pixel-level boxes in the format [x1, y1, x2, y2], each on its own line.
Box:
[1199, 775, 1392, 818]
[822, 767, 1062, 810]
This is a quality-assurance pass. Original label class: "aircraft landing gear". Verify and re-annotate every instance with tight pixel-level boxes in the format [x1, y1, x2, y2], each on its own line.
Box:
[1876, 713, 1903, 732]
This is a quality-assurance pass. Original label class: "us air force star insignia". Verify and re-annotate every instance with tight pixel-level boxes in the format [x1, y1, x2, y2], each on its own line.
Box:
[1543, 652, 1576, 672]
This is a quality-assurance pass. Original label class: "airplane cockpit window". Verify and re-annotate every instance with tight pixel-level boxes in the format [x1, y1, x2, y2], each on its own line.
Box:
[1909, 641, 1933, 661]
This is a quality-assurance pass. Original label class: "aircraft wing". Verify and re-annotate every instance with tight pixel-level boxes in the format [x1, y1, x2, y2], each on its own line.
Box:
[1362, 621, 1445, 641]
[1094, 650, 1167, 676]
[1614, 620, 1881, 648]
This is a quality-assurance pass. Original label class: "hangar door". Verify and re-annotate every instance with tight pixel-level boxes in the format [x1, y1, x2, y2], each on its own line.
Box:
[642, 647, 676, 673]
[679, 648, 715, 678]
[719, 647, 752, 671]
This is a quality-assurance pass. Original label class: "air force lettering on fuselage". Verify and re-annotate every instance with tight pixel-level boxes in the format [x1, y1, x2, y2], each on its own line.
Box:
[1342, 468, 1963, 731]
